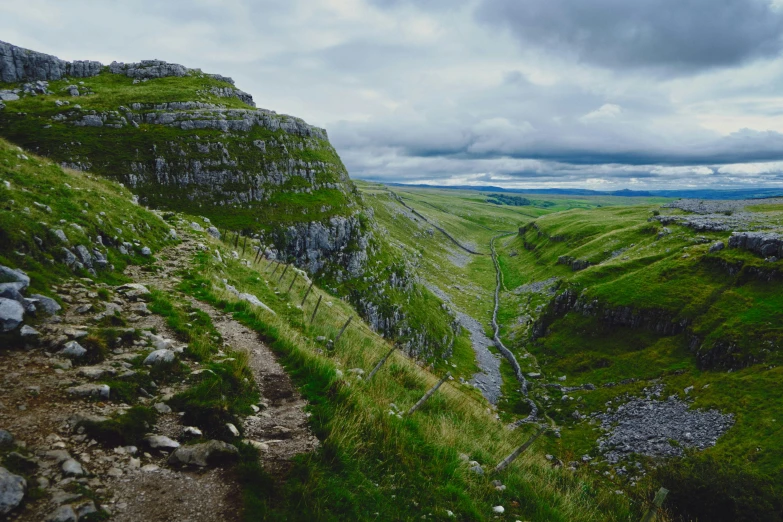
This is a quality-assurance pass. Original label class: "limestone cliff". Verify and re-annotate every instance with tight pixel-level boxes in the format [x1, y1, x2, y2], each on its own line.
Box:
[0, 41, 457, 360]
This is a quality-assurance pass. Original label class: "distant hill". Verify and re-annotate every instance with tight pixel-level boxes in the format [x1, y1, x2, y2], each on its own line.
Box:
[380, 182, 783, 200]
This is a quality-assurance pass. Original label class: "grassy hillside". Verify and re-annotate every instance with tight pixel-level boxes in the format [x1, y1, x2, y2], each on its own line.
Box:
[0, 140, 641, 521]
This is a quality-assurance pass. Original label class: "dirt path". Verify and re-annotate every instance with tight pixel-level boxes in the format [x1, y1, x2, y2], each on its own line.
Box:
[0, 225, 315, 521]
[124, 228, 318, 474]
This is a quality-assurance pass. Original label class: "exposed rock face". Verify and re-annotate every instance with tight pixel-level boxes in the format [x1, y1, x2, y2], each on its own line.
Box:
[277, 214, 369, 277]
[728, 231, 783, 258]
[533, 288, 689, 340]
[0, 40, 102, 82]
[108, 59, 188, 79]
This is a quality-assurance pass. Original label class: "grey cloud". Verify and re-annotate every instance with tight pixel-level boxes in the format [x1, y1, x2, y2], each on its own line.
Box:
[476, 0, 783, 72]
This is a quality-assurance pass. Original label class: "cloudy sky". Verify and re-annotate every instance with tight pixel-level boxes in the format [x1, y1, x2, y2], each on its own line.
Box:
[5, 0, 783, 190]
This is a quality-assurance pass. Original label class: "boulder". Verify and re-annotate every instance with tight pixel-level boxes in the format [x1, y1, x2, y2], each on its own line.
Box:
[140, 246, 152, 256]
[66, 384, 110, 400]
[167, 440, 239, 467]
[29, 294, 61, 315]
[144, 435, 180, 451]
[206, 226, 221, 239]
[117, 283, 150, 299]
[0, 467, 26, 515]
[708, 241, 725, 253]
[61, 458, 84, 476]
[0, 266, 29, 290]
[143, 349, 175, 366]
[60, 341, 87, 359]
[0, 297, 24, 332]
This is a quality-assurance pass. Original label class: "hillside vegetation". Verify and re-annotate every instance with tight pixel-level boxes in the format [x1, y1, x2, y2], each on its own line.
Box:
[0, 140, 642, 521]
[362, 183, 783, 521]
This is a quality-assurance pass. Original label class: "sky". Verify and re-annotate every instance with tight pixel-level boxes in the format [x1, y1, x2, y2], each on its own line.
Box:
[4, 0, 783, 190]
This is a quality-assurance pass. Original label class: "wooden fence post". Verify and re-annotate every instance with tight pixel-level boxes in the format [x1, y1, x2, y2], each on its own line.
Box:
[301, 281, 314, 306]
[234, 232, 239, 249]
[367, 346, 396, 381]
[640, 488, 669, 522]
[287, 272, 298, 292]
[334, 316, 353, 343]
[493, 426, 548, 474]
[270, 262, 281, 276]
[407, 372, 451, 416]
[277, 264, 289, 283]
[310, 295, 322, 324]
[242, 236, 247, 257]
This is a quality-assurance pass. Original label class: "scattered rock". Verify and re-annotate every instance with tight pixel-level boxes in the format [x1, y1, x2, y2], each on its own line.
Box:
[183, 426, 203, 438]
[60, 341, 87, 359]
[67, 384, 110, 400]
[0, 430, 13, 447]
[206, 226, 221, 239]
[45, 505, 77, 522]
[61, 458, 85, 477]
[144, 435, 180, 451]
[19, 324, 40, 340]
[143, 349, 175, 366]
[226, 423, 240, 437]
[167, 440, 239, 468]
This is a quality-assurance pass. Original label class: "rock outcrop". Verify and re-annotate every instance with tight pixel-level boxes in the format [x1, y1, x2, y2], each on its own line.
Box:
[728, 231, 783, 259]
[0, 40, 101, 82]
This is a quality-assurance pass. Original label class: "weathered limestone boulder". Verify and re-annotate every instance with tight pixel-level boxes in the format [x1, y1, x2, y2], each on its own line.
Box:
[66, 384, 110, 400]
[60, 341, 87, 359]
[143, 349, 175, 366]
[29, 294, 61, 315]
[0, 467, 26, 515]
[168, 440, 239, 467]
[144, 435, 180, 451]
[0, 297, 24, 332]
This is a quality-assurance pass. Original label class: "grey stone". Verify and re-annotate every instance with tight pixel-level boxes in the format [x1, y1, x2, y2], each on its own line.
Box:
[0, 266, 30, 290]
[60, 341, 87, 359]
[167, 440, 239, 467]
[66, 384, 110, 400]
[60, 248, 77, 267]
[117, 283, 150, 299]
[74, 245, 93, 267]
[140, 246, 152, 256]
[30, 294, 61, 315]
[190, 222, 204, 232]
[0, 430, 13, 446]
[45, 505, 77, 522]
[144, 349, 175, 366]
[0, 467, 24, 515]
[52, 229, 68, 243]
[61, 458, 84, 476]
[19, 325, 40, 339]
[0, 297, 24, 332]
[206, 226, 221, 239]
[153, 402, 172, 414]
[144, 435, 180, 450]
[708, 241, 725, 253]
[76, 501, 98, 519]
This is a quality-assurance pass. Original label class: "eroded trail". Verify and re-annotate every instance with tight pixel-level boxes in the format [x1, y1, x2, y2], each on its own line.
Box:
[125, 230, 318, 474]
[0, 227, 317, 521]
